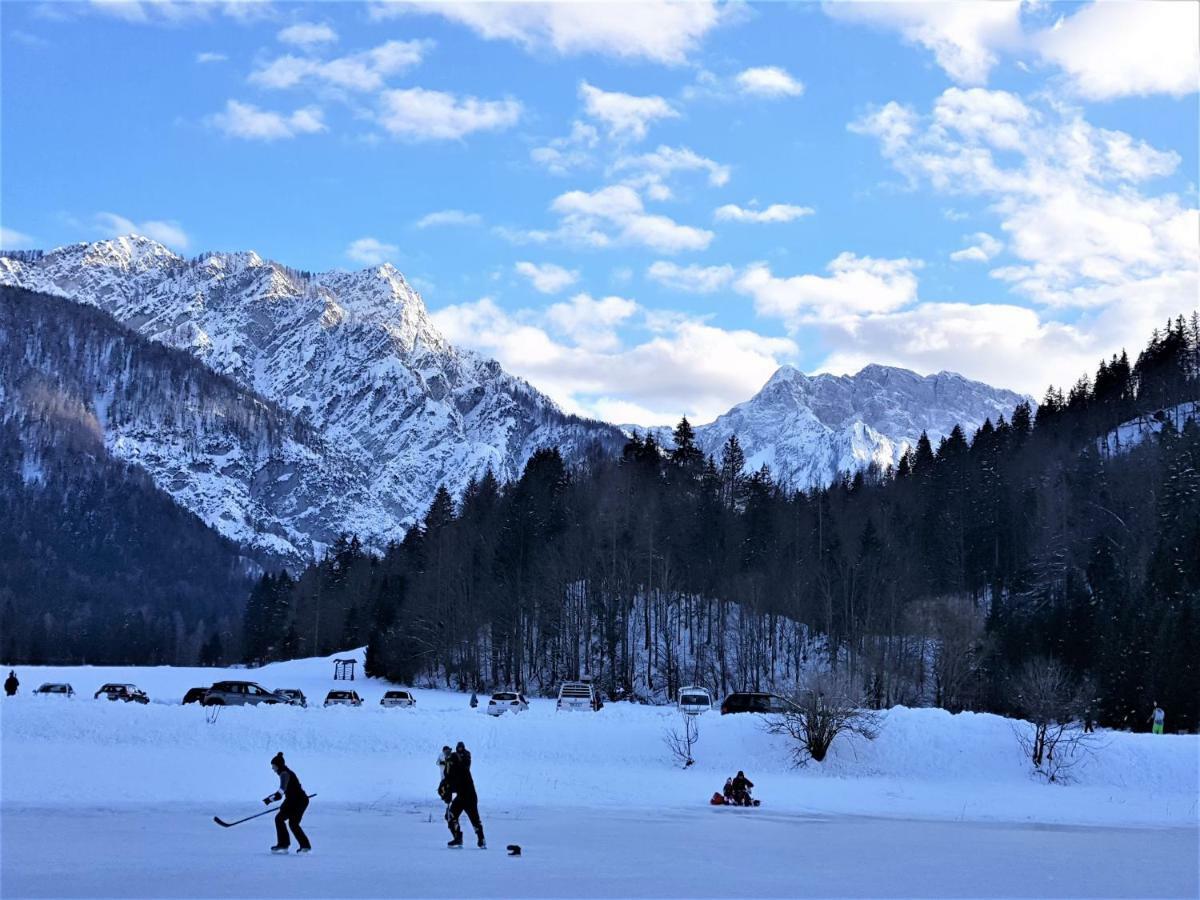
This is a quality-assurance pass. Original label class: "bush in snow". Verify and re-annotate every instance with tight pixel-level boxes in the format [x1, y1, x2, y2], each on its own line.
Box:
[1011, 658, 1102, 783]
[770, 672, 881, 764]
[663, 714, 700, 768]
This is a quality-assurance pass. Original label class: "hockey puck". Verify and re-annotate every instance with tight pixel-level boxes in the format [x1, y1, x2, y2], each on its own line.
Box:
[506, 844, 522, 856]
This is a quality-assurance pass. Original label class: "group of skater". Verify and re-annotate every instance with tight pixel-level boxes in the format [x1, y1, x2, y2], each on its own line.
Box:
[260, 740, 484, 854]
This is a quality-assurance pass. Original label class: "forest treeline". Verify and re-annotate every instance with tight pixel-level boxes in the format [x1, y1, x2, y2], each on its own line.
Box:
[247, 315, 1200, 732]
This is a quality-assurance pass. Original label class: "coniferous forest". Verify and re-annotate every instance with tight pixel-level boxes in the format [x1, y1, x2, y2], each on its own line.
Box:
[246, 316, 1200, 732]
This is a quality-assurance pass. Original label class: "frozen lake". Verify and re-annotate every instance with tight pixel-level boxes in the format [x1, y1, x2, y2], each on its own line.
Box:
[2, 803, 1196, 898]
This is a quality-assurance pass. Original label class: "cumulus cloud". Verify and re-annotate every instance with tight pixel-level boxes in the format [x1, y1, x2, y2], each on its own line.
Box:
[93, 212, 190, 250]
[549, 185, 713, 253]
[647, 261, 735, 293]
[250, 40, 429, 92]
[0, 227, 36, 249]
[346, 236, 398, 265]
[277, 21, 337, 47]
[515, 261, 579, 294]
[1034, 2, 1199, 100]
[850, 87, 1197, 309]
[415, 209, 482, 229]
[824, 1, 1023, 86]
[735, 66, 805, 97]
[208, 99, 325, 140]
[377, 87, 521, 140]
[432, 297, 796, 425]
[736, 253, 923, 326]
[611, 145, 730, 198]
[714, 203, 814, 224]
[370, 0, 725, 66]
[579, 82, 678, 142]
[950, 232, 1003, 263]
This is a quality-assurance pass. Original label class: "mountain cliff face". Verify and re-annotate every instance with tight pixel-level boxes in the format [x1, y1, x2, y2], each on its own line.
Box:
[645, 364, 1030, 488]
[0, 237, 625, 560]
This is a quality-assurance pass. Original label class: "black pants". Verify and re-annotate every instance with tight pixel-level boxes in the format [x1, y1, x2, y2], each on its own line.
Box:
[447, 793, 482, 836]
[275, 797, 311, 849]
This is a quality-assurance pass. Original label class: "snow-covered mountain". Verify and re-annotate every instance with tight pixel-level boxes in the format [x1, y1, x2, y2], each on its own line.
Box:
[639, 364, 1029, 488]
[0, 237, 625, 560]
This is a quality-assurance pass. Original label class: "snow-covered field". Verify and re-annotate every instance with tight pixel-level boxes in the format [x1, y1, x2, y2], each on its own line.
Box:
[2, 650, 1197, 898]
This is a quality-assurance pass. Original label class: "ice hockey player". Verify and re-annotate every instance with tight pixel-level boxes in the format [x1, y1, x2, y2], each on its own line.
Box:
[4, 670, 18, 697]
[730, 771, 754, 806]
[443, 742, 485, 849]
[263, 752, 311, 854]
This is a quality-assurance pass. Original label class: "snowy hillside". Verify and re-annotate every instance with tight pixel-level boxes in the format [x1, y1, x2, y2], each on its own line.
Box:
[0, 238, 625, 559]
[3, 650, 1196, 897]
[693, 365, 1029, 488]
[1097, 400, 1200, 456]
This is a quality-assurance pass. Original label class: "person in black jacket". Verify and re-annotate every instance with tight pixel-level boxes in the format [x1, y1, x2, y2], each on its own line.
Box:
[4, 671, 17, 697]
[443, 743, 485, 849]
[263, 752, 311, 853]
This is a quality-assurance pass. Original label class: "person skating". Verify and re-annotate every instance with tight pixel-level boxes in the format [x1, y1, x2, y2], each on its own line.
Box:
[263, 752, 311, 854]
[443, 742, 485, 849]
[3, 670, 17, 697]
[730, 770, 754, 806]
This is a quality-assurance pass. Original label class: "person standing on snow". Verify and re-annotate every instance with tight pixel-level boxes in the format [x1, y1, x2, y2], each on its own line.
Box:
[263, 752, 311, 854]
[1150, 703, 1166, 735]
[3, 670, 17, 697]
[444, 742, 485, 849]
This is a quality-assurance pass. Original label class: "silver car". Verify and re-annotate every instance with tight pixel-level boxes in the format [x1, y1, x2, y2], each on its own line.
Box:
[203, 680, 285, 706]
[380, 689, 416, 708]
[487, 691, 529, 716]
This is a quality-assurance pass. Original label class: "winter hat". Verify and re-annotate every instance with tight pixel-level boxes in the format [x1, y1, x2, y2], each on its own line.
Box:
[456, 742, 466, 752]
[271, 752, 285, 769]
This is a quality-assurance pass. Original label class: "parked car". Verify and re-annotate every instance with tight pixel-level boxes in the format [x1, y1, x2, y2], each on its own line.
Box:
[677, 686, 713, 715]
[182, 687, 208, 705]
[34, 682, 75, 697]
[94, 683, 150, 704]
[719, 692, 793, 715]
[323, 689, 363, 707]
[556, 681, 601, 711]
[203, 681, 286, 706]
[275, 688, 307, 708]
[487, 691, 529, 716]
[380, 689, 416, 708]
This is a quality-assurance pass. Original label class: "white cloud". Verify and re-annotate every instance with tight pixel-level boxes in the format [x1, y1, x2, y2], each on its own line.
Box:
[850, 87, 1197, 310]
[735, 66, 804, 98]
[531, 121, 600, 176]
[735, 253, 923, 325]
[579, 82, 678, 142]
[0, 227, 35, 249]
[88, 0, 274, 25]
[550, 185, 713, 253]
[196, 51, 227, 63]
[208, 99, 325, 140]
[432, 297, 796, 425]
[515, 261, 579, 295]
[714, 203, 814, 224]
[824, 1, 1023, 85]
[346, 236, 398, 266]
[250, 40, 428, 92]
[370, 0, 725, 66]
[950, 232, 1003, 263]
[415, 209, 482, 229]
[647, 261, 735, 294]
[611, 145, 730, 194]
[277, 21, 337, 47]
[93, 212, 190, 250]
[544, 293, 638, 350]
[377, 88, 521, 140]
[1034, 2, 1199, 100]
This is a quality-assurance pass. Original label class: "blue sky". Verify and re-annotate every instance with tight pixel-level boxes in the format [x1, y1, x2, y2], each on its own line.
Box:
[2, 1, 1197, 424]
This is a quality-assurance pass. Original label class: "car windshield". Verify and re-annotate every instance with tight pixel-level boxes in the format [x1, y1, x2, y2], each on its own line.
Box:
[329, 692, 349, 698]
[682, 695, 707, 704]
[493, 693, 517, 701]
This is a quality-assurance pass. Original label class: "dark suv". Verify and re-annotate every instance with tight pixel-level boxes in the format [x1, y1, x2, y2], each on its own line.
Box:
[203, 681, 286, 706]
[719, 692, 793, 715]
[95, 683, 150, 704]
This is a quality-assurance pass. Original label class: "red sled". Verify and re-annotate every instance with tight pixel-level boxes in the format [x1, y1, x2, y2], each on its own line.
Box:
[710, 792, 726, 805]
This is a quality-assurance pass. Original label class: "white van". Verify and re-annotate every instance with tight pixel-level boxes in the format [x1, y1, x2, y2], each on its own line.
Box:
[677, 686, 712, 715]
[556, 681, 601, 711]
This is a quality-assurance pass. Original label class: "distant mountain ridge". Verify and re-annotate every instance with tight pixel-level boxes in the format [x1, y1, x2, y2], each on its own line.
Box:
[0, 236, 626, 561]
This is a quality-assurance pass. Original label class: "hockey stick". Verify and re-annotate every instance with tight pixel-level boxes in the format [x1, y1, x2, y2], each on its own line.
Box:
[213, 794, 317, 827]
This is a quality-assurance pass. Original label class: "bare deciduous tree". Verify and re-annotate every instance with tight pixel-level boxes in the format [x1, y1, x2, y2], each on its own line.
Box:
[1011, 657, 1102, 782]
[663, 714, 700, 768]
[770, 671, 882, 765]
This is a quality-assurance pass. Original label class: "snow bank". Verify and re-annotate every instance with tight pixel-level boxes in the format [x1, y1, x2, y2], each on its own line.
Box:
[2, 651, 1196, 829]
